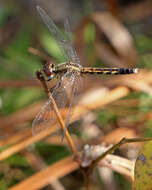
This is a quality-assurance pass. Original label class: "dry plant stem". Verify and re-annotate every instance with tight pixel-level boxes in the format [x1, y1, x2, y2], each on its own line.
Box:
[0, 87, 130, 161]
[9, 156, 78, 190]
[82, 137, 152, 190]
[36, 72, 88, 188]
[88, 137, 152, 175]
[0, 80, 39, 88]
[98, 154, 134, 182]
[22, 150, 65, 190]
[29, 47, 51, 61]
[36, 71, 77, 153]
[79, 167, 91, 190]
[85, 177, 91, 190]
[106, 0, 120, 18]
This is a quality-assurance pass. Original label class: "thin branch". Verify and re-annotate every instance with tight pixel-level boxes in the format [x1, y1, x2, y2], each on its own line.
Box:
[28, 47, 51, 61]
[88, 137, 152, 175]
[36, 71, 77, 153]
[9, 156, 78, 190]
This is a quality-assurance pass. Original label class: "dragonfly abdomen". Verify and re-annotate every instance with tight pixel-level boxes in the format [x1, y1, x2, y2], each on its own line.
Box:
[81, 68, 138, 75]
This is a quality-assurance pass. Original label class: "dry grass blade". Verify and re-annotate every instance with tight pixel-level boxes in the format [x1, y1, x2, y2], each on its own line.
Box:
[88, 137, 152, 174]
[98, 154, 135, 182]
[0, 123, 58, 161]
[0, 129, 31, 147]
[104, 70, 152, 94]
[35, 70, 77, 153]
[81, 143, 134, 180]
[91, 12, 137, 67]
[0, 86, 130, 161]
[92, 127, 138, 146]
[0, 80, 39, 88]
[22, 150, 65, 190]
[9, 151, 135, 190]
[9, 156, 78, 190]
[122, 0, 152, 21]
[47, 92, 77, 153]
[28, 47, 51, 61]
[0, 101, 44, 128]
[104, 0, 120, 18]
[75, 12, 137, 69]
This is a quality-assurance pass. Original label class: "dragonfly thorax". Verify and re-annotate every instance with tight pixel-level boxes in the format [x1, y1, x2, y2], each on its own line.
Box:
[42, 61, 55, 80]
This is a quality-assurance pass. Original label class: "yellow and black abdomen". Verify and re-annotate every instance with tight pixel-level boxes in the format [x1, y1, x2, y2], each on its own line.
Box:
[81, 67, 138, 75]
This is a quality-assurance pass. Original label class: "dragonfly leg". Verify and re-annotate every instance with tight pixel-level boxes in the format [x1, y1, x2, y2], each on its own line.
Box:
[36, 71, 50, 97]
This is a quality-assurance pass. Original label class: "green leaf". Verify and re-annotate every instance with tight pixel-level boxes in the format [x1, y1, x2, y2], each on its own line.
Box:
[133, 141, 152, 190]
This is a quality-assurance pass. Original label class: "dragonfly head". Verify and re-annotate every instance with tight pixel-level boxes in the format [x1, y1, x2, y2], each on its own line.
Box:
[42, 60, 55, 80]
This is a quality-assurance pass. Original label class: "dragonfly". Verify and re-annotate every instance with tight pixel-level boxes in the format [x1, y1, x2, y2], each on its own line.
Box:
[32, 5, 138, 136]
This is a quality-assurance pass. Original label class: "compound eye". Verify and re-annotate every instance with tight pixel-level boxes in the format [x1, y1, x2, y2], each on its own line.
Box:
[43, 64, 52, 77]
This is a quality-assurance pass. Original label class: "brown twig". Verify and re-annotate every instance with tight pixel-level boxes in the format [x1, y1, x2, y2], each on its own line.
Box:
[88, 137, 152, 175]
[47, 91, 77, 153]
[28, 47, 51, 61]
[0, 80, 39, 88]
[22, 150, 65, 190]
[98, 154, 134, 182]
[36, 71, 77, 153]
[9, 156, 78, 190]
[0, 87, 130, 161]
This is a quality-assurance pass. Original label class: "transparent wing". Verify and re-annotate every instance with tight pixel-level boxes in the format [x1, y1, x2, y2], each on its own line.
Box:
[32, 71, 80, 135]
[37, 6, 81, 66]
[64, 18, 81, 65]
[62, 73, 81, 139]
